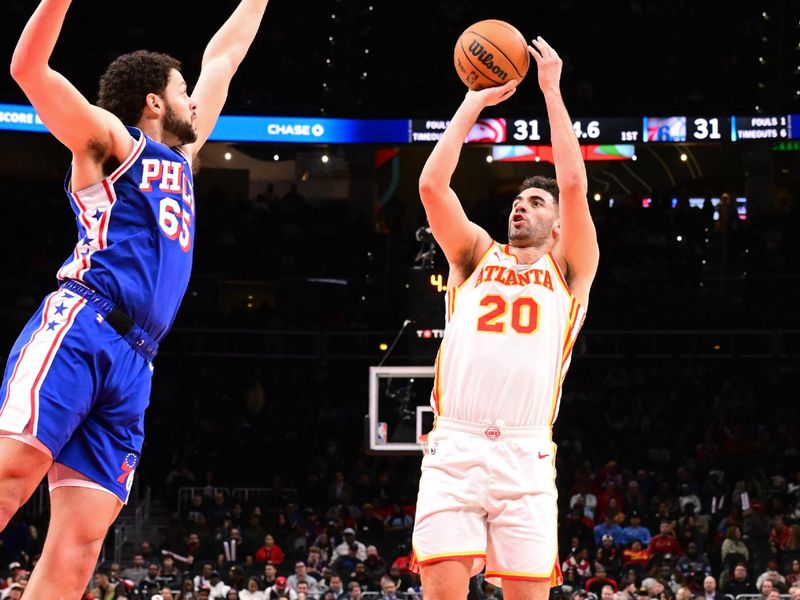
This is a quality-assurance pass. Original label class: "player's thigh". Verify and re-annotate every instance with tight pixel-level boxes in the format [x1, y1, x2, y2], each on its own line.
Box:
[501, 579, 551, 600]
[419, 558, 473, 600]
[0, 436, 52, 519]
[47, 484, 123, 543]
[412, 430, 489, 566]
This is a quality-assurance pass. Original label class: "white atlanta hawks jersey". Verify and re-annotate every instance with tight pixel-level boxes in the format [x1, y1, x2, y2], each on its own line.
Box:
[430, 242, 586, 428]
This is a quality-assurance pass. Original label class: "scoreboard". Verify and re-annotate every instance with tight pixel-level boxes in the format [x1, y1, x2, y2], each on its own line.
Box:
[0, 102, 796, 145]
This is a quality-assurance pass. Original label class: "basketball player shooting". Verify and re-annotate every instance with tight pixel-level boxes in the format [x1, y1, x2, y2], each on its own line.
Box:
[0, 1, 268, 596]
[411, 37, 600, 600]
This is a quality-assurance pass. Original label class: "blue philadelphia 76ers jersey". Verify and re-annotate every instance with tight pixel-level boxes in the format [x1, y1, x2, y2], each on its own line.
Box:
[57, 127, 195, 341]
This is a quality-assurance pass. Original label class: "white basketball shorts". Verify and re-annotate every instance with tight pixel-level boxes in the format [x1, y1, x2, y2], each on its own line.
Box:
[411, 417, 563, 587]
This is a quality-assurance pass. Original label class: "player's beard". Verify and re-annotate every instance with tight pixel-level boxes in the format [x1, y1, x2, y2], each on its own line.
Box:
[508, 217, 553, 246]
[164, 102, 197, 145]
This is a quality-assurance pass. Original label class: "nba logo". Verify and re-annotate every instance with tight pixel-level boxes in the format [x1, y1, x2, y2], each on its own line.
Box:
[376, 422, 388, 445]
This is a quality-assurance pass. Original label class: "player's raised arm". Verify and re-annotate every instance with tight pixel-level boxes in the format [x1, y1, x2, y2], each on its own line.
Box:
[419, 80, 517, 272]
[530, 37, 599, 307]
[186, 0, 270, 157]
[10, 0, 131, 162]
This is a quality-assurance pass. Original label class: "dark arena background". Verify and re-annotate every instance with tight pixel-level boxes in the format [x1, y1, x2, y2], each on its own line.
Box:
[1, 1, 800, 599]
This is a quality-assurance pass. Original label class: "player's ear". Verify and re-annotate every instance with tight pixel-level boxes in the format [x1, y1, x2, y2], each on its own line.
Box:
[144, 92, 163, 115]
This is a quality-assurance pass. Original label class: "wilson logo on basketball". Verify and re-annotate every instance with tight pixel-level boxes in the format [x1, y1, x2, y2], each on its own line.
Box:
[467, 40, 509, 81]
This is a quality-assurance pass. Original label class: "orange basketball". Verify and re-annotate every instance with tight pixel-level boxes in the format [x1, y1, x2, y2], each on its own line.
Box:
[454, 20, 530, 91]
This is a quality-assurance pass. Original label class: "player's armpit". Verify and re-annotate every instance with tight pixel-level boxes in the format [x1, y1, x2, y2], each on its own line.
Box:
[11, 67, 131, 163]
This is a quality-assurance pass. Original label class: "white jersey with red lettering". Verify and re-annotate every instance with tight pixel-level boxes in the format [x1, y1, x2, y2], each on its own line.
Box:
[431, 241, 586, 428]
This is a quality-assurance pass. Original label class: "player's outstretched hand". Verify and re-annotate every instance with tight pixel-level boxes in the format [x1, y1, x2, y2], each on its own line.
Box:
[466, 79, 518, 107]
[529, 36, 562, 93]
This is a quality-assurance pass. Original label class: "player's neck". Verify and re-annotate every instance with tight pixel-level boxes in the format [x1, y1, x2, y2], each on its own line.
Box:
[136, 119, 181, 147]
[505, 241, 551, 265]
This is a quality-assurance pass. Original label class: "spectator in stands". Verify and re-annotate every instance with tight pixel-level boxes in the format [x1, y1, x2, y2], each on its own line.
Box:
[561, 566, 582, 595]
[227, 590, 242, 600]
[328, 575, 347, 600]
[720, 526, 749, 568]
[207, 491, 232, 528]
[305, 547, 326, 579]
[721, 563, 754, 596]
[258, 563, 278, 591]
[208, 570, 230, 599]
[622, 539, 651, 572]
[363, 546, 387, 588]
[756, 562, 787, 593]
[563, 547, 593, 580]
[287, 561, 318, 592]
[784, 527, 800, 571]
[332, 529, 366, 563]
[585, 566, 618, 596]
[677, 486, 701, 514]
[382, 505, 413, 547]
[675, 542, 711, 592]
[327, 472, 354, 504]
[571, 482, 599, 520]
[218, 528, 249, 567]
[597, 481, 625, 524]
[229, 566, 247, 593]
[158, 555, 183, 590]
[355, 504, 385, 546]
[676, 514, 705, 553]
[348, 561, 371, 591]
[789, 585, 800, 600]
[786, 560, 800, 587]
[562, 510, 596, 550]
[195, 563, 214, 591]
[771, 516, 791, 549]
[332, 544, 360, 577]
[121, 554, 147, 586]
[266, 576, 297, 600]
[648, 520, 682, 559]
[596, 535, 622, 579]
[379, 576, 400, 600]
[311, 532, 334, 564]
[621, 511, 652, 547]
[596, 515, 625, 546]
[255, 535, 285, 566]
[760, 580, 776, 600]
[625, 481, 649, 516]
[242, 510, 268, 553]
[240, 577, 267, 600]
[90, 567, 117, 600]
[600, 584, 615, 600]
[347, 581, 362, 600]
[3, 584, 23, 600]
[699, 575, 722, 600]
[650, 484, 680, 516]
[137, 563, 161, 595]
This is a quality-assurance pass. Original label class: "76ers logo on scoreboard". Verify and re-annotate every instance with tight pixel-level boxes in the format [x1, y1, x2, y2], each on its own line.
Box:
[140, 158, 195, 252]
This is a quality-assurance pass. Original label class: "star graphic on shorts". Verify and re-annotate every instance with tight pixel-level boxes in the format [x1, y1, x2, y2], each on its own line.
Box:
[47, 320, 59, 331]
[91, 209, 104, 220]
[53, 303, 67, 316]
[80, 247, 91, 256]
[83, 235, 94, 245]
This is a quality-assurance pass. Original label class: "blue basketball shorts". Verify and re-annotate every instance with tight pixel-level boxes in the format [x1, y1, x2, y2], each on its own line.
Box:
[0, 287, 154, 503]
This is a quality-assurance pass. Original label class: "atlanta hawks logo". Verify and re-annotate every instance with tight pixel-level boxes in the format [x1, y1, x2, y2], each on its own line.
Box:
[484, 425, 501, 440]
[117, 453, 139, 483]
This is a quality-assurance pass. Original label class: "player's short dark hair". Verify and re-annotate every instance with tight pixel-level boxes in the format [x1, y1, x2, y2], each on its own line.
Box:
[519, 176, 560, 205]
[98, 50, 181, 125]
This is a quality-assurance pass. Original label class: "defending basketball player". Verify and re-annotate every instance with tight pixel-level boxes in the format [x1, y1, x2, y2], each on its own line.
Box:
[411, 37, 600, 600]
[0, 1, 268, 596]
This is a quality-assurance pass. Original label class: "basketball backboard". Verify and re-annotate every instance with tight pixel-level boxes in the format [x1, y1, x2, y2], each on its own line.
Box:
[368, 366, 435, 453]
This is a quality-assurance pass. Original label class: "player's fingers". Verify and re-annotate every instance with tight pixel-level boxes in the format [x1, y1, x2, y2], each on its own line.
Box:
[536, 36, 559, 59]
[528, 44, 543, 62]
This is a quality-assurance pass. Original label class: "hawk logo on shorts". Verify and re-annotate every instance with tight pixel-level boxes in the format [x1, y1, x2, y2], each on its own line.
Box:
[484, 425, 501, 440]
[116, 453, 138, 484]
